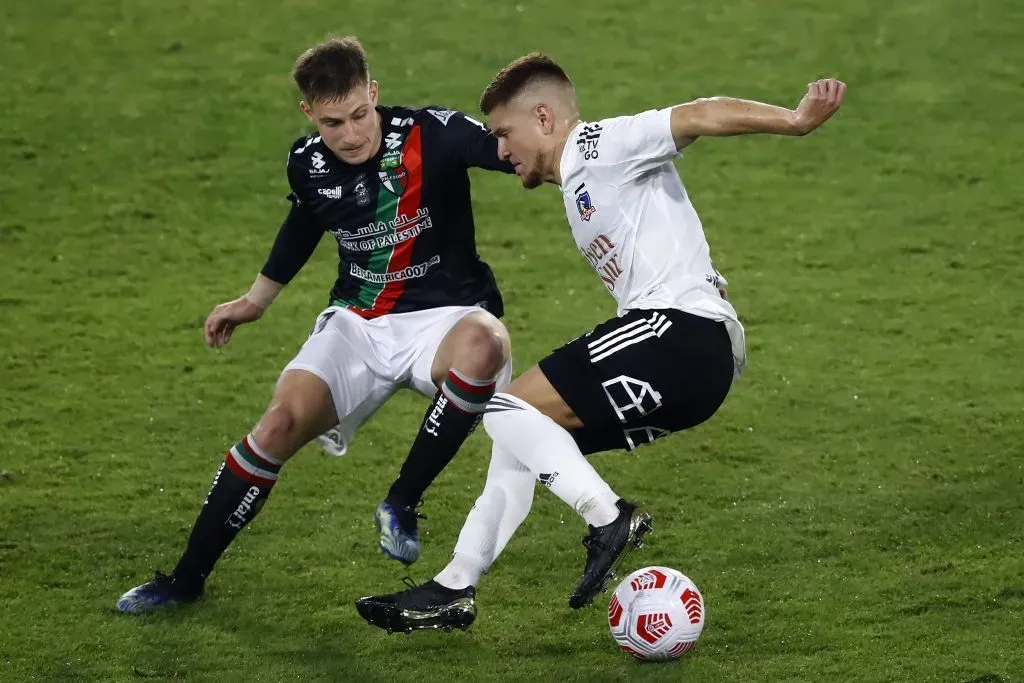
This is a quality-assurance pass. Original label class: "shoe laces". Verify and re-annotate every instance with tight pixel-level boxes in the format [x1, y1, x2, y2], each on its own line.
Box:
[581, 530, 607, 554]
[410, 499, 428, 521]
[401, 576, 420, 590]
[152, 570, 174, 586]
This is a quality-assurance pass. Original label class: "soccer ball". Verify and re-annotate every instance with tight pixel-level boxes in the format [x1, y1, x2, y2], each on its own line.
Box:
[608, 566, 705, 662]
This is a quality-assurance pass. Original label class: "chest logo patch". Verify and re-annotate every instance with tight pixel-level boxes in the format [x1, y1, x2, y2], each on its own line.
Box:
[575, 183, 597, 222]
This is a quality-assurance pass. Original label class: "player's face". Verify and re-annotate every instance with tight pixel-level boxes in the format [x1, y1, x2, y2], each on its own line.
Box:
[301, 81, 381, 165]
[489, 103, 548, 189]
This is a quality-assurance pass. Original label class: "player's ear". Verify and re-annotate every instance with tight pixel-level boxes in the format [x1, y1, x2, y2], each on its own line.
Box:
[534, 103, 555, 134]
[299, 100, 315, 123]
[368, 80, 379, 105]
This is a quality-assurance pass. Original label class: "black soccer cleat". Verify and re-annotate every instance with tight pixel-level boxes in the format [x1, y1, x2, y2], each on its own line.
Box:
[355, 579, 477, 634]
[116, 571, 203, 614]
[569, 499, 653, 609]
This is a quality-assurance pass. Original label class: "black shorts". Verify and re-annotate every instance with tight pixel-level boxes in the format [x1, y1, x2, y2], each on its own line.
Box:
[538, 309, 735, 455]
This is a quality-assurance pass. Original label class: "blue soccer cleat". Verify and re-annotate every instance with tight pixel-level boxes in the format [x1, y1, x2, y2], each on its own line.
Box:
[116, 571, 202, 614]
[375, 499, 422, 565]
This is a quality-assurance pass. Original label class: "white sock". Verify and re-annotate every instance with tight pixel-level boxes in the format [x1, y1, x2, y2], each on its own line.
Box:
[434, 553, 486, 591]
[436, 443, 536, 589]
[483, 393, 620, 527]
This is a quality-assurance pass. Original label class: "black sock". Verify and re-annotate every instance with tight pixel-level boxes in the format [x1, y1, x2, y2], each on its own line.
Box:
[172, 435, 281, 589]
[387, 369, 496, 508]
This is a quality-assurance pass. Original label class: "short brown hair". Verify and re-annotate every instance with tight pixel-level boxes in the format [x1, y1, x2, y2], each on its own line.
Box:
[479, 52, 573, 114]
[292, 36, 370, 103]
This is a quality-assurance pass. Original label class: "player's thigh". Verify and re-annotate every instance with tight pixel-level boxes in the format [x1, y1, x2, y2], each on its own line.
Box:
[403, 306, 512, 396]
[503, 364, 583, 430]
[535, 309, 732, 454]
[284, 307, 394, 441]
[256, 369, 339, 452]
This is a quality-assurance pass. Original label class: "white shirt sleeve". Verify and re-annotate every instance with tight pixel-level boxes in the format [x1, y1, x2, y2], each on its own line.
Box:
[585, 108, 679, 184]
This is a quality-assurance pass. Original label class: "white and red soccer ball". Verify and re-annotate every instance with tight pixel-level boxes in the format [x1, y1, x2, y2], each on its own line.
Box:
[608, 566, 705, 662]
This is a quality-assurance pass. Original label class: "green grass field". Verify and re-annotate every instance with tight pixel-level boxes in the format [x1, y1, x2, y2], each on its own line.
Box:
[2, 0, 1023, 680]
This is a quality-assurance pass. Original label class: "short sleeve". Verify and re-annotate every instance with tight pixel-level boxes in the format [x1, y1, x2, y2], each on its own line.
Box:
[583, 108, 678, 183]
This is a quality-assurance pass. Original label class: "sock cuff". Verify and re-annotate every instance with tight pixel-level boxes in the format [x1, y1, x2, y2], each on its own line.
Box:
[441, 369, 497, 414]
[225, 435, 282, 486]
[245, 434, 284, 466]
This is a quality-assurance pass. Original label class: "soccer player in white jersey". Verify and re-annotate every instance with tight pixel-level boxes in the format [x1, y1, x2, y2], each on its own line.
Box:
[355, 53, 845, 632]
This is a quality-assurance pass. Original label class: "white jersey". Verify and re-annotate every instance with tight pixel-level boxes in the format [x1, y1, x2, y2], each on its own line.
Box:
[558, 107, 747, 376]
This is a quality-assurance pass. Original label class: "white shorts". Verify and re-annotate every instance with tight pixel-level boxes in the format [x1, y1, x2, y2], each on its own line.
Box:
[284, 305, 512, 455]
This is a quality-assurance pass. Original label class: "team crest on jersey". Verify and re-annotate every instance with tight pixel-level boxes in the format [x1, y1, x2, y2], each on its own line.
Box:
[379, 160, 409, 195]
[378, 133, 409, 195]
[575, 183, 597, 221]
[380, 149, 402, 171]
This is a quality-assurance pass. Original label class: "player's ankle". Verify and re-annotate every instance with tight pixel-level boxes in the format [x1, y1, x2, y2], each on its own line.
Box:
[435, 553, 484, 590]
[579, 489, 620, 527]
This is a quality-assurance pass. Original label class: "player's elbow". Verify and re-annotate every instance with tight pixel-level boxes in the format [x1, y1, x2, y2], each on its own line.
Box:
[670, 99, 720, 146]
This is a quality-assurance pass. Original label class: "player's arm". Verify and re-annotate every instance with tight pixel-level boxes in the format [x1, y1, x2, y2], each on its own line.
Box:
[257, 202, 322, 299]
[440, 109, 516, 173]
[670, 78, 846, 149]
[204, 202, 321, 347]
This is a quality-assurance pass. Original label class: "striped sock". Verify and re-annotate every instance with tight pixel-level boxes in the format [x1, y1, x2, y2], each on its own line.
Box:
[387, 369, 497, 507]
[225, 434, 283, 488]
[173, 434, 282, 586]
[438, 368, 497, 415]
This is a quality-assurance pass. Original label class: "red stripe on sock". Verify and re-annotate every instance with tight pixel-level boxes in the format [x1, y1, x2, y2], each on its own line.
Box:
[242, 435, 280, 469]
[446, 370, 496, 397]
[225, 451, 277, 488]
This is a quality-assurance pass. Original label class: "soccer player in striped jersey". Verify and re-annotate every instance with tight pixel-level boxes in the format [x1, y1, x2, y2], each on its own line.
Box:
[116, 36, 518, 613]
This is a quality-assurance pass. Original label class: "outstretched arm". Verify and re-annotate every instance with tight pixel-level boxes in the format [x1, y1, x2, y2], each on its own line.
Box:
[670, 78, 846, 149]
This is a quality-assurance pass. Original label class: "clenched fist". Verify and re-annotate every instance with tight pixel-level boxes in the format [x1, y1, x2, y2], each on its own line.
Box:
[792, 78, 846, 135]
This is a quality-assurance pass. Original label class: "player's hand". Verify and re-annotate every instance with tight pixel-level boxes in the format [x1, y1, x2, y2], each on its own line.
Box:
[204, 297, 264, 348]
[792, 78, 846, 135]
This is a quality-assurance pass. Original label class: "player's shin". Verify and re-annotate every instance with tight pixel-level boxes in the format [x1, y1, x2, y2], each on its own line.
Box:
[483, 393, 620, 527]
[436, 443, 535, 589]
[171, 434, 281, 590]
[387, 368, 497, 508]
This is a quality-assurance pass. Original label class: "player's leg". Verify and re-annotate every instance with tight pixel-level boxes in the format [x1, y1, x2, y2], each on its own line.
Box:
[376, 308, 511, 564]
[484, 363, 653, 608]
[116, 370, 337, 613]
[117, 307, 385, 613]
[355, 441, 533, 632]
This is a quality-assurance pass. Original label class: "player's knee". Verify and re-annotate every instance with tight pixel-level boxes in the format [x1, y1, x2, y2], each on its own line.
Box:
[252, 403, 301, 461]
[455, 318, 508, 376]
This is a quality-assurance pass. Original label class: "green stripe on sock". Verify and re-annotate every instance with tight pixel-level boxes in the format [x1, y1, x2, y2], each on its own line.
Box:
[442, 377, 493, 406]
[235, 439, 281, 474]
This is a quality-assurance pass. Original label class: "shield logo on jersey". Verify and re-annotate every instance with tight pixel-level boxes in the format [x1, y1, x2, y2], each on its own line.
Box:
[378, 145, 407, 195]
[378, 150, 407, 195]
[379, 166, 408, 195]
[576, 188, 597, 221]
